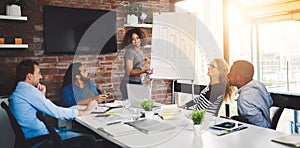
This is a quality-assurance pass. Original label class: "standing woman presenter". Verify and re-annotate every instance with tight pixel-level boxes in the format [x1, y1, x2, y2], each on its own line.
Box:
[120, 28, 153, 99]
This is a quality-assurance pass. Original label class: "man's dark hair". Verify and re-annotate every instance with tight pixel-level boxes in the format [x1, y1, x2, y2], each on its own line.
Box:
[63, 62, 82, 87]
[233, 60, 254, 81]
[15, 59, 39, 83]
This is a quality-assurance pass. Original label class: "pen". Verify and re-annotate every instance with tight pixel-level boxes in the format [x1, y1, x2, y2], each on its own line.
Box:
[107, 121, 121, 126]
[154, 113, 164, 120]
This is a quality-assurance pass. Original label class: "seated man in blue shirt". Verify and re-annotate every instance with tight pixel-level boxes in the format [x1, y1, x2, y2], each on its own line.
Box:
[61, 62, 107, 107]
[9, 59, 98, 147]
[227, 60, 273, 128]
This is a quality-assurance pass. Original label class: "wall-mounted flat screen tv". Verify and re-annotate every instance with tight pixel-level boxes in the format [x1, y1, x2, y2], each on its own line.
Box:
[44, 6, 117, 55]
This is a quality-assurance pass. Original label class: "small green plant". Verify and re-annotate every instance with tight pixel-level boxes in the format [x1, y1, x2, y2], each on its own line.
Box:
[124, 4, 142, 17]
[8, 0, 25, 7]
[140, 99, 153, 111]
[191, 110, 206, 125]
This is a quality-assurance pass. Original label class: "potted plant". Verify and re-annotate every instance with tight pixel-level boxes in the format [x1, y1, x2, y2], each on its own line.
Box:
[6, 0, 25, 16]
[124, 4, 142, 24]
[140, 99, 153, 111]
[140, 99, 154, 118]
[191, 110, 206, 136]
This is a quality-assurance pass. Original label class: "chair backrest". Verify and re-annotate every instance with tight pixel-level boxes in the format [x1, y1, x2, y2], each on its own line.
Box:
[36, 111, 63, 147]
[1, 102, 26, 147]
[270, 93, 300, 130]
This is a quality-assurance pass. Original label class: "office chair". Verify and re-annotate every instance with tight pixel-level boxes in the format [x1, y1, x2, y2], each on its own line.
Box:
[36, 111, 62, 147]
[270, 93, 300, 130]
[1, 102, 51, 148]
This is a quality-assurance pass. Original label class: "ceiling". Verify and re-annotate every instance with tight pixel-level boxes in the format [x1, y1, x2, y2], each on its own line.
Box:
[229, 0, 300, 23]
[170, 0, 300, 23]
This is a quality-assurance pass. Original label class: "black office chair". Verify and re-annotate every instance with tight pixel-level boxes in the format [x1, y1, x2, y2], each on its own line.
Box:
[1, 102, 51, 148]
[270, 93, 300, 130]
[36, 111, 62, 147]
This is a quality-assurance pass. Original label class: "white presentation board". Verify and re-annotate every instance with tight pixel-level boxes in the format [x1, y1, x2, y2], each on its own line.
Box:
[150, 12, 222, 84]
[150, 12, 197, 80]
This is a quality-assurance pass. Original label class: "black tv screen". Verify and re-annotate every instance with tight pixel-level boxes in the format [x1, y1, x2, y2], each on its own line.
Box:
[44, 6, 117, 55]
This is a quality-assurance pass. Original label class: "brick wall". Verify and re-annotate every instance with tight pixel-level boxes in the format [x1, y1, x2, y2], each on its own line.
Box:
[0, 0, 175, 103]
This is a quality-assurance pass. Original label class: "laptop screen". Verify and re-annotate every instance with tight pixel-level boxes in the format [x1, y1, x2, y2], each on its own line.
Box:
[126, 84, 151, 108]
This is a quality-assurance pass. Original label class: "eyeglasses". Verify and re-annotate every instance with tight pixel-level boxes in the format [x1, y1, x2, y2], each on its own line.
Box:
[208, 64, 216, 69]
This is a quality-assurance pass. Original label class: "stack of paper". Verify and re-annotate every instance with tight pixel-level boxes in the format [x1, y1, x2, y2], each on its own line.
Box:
[160, 104, 178, 119]
[98, 123, 139, 137]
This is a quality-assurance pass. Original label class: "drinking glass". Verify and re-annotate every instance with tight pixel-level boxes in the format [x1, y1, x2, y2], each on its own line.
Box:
[140, 12, 147, 24]
[130, 108, 140, 121]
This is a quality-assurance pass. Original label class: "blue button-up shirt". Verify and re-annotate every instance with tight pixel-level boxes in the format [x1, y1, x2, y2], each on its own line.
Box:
[9, 82, 78, 139]
[61, 80, 100, 107]
[237, 80, 273, 128]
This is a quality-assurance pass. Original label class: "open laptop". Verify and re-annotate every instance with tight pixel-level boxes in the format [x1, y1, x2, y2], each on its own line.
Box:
[126, 84, 151, 108]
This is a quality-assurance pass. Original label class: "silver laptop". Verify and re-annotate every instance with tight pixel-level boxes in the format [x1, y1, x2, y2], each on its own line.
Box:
[126, 84, 151, 108]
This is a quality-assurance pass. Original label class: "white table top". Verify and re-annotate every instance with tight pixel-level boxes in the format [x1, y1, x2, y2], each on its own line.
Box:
[76, 107, 290, 148]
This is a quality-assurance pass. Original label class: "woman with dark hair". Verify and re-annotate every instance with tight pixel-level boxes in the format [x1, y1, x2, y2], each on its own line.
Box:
[61, 62, 106, 107]
[120, 28, 153, 99]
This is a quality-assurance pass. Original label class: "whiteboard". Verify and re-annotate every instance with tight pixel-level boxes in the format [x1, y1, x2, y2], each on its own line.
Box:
[150, 12, 197, 80]
[150, 12, 222, 84]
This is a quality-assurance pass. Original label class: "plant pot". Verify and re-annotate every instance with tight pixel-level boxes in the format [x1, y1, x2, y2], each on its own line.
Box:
[127, 14, 138, 25]
[193, 124, 204, 136]
[144, 111, 154, 119]
[6, 4, 21, 16]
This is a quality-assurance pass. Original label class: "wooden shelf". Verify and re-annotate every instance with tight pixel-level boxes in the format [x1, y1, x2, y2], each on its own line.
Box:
[0, 15, 27, 21]
[124, 24, 152, 28]
[0, 44, 28, 48]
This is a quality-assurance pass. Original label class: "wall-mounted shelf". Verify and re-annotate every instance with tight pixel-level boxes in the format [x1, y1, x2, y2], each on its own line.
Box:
[124, 24, 152, 28]
[0, 44, 28, 48]
[144, 45, 151, 49]
[0, 15, 27, 21]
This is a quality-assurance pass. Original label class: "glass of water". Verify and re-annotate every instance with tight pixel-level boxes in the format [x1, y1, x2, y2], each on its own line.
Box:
[130, 108, 140, 121]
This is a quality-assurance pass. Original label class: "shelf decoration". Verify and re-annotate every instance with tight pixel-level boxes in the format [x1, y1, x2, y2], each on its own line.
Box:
[6, 0, 25, 16]
[124, 4, 142, 25]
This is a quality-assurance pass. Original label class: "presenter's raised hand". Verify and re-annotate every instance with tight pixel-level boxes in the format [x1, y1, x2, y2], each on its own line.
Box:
[144, 57, 150, 64]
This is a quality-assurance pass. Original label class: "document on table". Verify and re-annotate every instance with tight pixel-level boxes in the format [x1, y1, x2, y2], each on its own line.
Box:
[71, 105, 110, 113]
[271, 134, 300, 147]
[98, 123, 139, 137]
[125, 119, 175, 134]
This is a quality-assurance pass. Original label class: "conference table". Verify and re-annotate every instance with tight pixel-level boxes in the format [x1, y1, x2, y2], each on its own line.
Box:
[75, 104, 291, 148]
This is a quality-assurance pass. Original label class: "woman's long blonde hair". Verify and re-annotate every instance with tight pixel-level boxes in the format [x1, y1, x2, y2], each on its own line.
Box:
[213, 58, 235, 102]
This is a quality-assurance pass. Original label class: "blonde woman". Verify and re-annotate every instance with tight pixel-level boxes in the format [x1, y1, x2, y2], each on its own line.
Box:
[179, 58, 235, 116]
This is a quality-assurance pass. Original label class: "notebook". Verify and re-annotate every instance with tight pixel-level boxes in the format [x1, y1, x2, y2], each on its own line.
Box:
[271, 134, 300, 147]
[127, 84, 151, 108]
[125, 119, 175, 134]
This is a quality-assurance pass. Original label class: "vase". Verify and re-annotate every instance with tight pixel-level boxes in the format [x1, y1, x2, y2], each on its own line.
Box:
[7, 5, 21, 16]
[193, 124, 204, 136]
[127, 14, 138, 25]
[144, 111, 154, 119]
